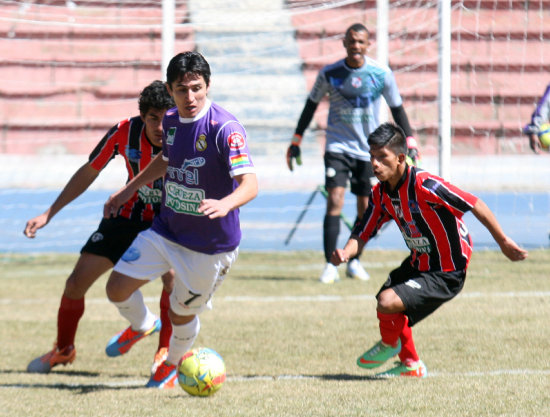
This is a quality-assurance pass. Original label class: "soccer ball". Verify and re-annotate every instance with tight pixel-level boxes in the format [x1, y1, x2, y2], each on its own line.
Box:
[177, 347, 226, 397]
[538, 123, 550, 149]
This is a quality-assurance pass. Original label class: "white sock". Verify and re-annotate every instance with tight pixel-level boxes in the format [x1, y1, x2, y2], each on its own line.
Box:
[166, 316, 200, 365]
[112, 290, 157, 332]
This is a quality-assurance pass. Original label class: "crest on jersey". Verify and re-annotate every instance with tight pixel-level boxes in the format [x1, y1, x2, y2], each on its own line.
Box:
[228, 132, 245, 150]
[351, 76, 362, 88]
[196, 134, 207, 151]
[126, 146, 142, 163]
[166, 127, 176, 145]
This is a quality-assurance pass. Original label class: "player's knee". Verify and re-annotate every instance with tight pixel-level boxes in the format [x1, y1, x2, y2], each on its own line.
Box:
[161, 270, 175, 293]
[105, 273, 128, 302]
[376, 289, 403, 313]
[169, 309, 196, 326]
[64, 271, 86, 298]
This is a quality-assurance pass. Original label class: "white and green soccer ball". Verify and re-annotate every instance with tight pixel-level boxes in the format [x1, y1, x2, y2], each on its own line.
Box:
[177, 347, 226, 397]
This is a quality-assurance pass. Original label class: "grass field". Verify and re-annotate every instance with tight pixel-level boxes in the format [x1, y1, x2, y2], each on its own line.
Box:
[1, 250, 549, 416]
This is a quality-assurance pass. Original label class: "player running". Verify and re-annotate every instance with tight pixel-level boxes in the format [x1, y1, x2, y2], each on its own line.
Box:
[102, 51, 258, 388]
[24, 80, 175, 375]
[331, 122, 527, 378]
[286, 23, 420, 284]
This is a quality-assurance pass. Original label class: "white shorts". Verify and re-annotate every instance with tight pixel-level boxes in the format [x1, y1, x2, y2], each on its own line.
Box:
[114, 228, 238, 316]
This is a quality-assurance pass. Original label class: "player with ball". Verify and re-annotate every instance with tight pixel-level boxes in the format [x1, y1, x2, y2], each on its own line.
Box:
[331, 123, 527, 377]
[103, 51, 258, 389]
[523, 82, 550, 153]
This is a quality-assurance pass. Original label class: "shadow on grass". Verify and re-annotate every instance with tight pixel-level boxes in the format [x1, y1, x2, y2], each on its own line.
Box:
[318, 373, 384, 381]
[0, 381, 145, 393]
[229, 373, 383, 382]
[0, 369, 101, 377]
[0, 369, 150, 393]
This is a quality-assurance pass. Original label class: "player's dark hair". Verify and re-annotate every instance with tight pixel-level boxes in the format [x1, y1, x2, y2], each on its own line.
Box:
[368, 122, 407, 155]
[166, 51, 211, 87]
[345, 23, 369, 37]
[138, 80, 175, 115]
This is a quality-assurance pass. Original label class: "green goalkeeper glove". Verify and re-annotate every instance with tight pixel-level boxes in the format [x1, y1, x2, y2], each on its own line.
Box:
[286, 134, 302, 171]
[406, 136, 421, 167]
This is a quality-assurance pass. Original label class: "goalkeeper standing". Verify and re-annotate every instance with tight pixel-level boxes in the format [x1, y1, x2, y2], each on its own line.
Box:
[286, 23, 420, 284]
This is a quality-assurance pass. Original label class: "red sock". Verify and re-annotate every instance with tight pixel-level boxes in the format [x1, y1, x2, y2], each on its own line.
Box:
[57, 295, 84, 349]
[158, 289, 172, 350]
[377, 311, 406, 347]
[398, 316, 420, 363]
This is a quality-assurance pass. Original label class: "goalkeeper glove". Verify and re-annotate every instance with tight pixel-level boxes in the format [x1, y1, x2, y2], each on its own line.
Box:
[405, 136, 421, 167]
[286, 134, 302, 171]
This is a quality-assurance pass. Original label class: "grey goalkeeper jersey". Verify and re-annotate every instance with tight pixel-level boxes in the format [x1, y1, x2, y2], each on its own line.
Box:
[309, 56, 403, 161]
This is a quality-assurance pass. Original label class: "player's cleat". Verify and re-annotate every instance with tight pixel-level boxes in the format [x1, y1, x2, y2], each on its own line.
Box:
[27, 344, 76, 374]
[105, 318, 161, 357]
[146, 360, 177, 388]
[357, 339, 401, 369]
[375, 359, 428, 378]
[345, 258, 370, 281]
[319, 263, 340, 284]
[151, 347, 169, 375]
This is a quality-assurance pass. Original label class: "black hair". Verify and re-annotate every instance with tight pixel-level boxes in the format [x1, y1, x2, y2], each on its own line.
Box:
[368, 122, 408, 155]
[345, 23, 369, 37]
[138, 80, 175, 115]
[166, 51, 211, 87]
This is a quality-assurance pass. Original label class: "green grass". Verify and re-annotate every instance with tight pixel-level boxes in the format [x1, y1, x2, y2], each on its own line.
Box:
[1, 250, 550, 416]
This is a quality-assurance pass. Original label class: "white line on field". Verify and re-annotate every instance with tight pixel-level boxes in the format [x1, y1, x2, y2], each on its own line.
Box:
[2, 291, 550, 306]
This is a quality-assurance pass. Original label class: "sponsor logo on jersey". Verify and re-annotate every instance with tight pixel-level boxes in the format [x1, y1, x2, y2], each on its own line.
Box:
[403, 235, 431, 253]
[138, 185, 163, 204]
[228, 132, 245, 150]
[196, 134, 207, 151]
[166, 127, 176, 145]
[230, 153, 250, 167]
[126, 146, 142, 163]
[166, 157, 205, 186]
[164, 181, 205, 216]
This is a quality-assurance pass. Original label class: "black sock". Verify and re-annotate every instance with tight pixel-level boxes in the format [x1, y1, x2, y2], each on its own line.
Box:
[323, 215, 340, 262]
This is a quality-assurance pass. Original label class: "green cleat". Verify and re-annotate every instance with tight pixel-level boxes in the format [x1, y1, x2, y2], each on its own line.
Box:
[376, 360, 428, 378]
[357, 339, 401, 369]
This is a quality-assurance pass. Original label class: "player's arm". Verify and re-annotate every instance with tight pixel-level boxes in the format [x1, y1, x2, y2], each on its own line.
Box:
[471, 199, 528, 261]
[23, 162, 100, 238]
[104, 152, 167, 218]
[390, 105, 421, 166]
[198, 173, 258, 219]
[287, 98, 319, 171]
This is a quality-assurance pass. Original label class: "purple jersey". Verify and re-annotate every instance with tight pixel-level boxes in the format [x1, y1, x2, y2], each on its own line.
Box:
[153, 100, 255, 254]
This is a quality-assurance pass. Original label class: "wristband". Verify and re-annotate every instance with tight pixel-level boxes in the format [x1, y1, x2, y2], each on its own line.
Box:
[291, 134, 302, 146]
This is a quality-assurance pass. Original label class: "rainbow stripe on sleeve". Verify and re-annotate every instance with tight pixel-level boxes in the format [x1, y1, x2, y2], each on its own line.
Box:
[230, 153, 250, 167]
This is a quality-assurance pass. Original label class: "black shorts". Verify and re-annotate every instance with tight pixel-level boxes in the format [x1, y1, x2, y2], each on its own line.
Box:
[377, 257, 467, 326]
[324, 151, 375, 196]
[80, 217, 152, 265]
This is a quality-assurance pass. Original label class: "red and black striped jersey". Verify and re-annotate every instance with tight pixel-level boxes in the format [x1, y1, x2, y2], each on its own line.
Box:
[354, 166, 479, 272]
[88, 116, 163, 222]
